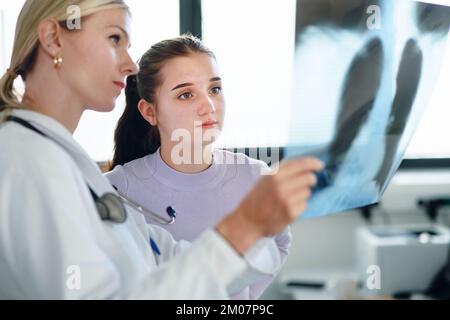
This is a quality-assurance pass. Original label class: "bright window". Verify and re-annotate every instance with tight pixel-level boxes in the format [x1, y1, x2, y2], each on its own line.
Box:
[202, 0, 296, 149]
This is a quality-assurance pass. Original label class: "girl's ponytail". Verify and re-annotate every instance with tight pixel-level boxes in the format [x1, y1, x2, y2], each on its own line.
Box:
[111, 75, 160, 169]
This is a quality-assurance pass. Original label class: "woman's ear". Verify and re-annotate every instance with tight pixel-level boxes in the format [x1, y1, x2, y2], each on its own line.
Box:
[138, 99, 158, 126]
[37, 19, 63, 58]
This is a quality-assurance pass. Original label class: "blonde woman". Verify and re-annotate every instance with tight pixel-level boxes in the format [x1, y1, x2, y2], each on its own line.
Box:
[0, 0, 322, 299]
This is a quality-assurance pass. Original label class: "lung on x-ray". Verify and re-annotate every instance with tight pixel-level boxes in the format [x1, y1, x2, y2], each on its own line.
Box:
[286, 0, 450, 219]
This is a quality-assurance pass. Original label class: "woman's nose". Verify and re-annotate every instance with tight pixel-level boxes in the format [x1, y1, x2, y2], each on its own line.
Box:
[122, 53, 139, 76]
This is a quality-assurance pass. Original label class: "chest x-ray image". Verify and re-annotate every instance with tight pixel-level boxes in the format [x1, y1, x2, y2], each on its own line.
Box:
[286, 0, 450, 219]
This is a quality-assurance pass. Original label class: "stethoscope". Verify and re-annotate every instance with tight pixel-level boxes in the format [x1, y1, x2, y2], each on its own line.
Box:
[5, 115, 176, 225]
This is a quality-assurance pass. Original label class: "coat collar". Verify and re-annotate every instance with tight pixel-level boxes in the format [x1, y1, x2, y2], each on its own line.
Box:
[10, 109, 114, 194]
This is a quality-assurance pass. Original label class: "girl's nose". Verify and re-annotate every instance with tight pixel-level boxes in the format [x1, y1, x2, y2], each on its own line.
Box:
[198, 96, 216, 115]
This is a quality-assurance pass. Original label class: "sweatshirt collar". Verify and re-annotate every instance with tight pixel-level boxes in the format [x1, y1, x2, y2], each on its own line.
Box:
[143, 148, 225, 190]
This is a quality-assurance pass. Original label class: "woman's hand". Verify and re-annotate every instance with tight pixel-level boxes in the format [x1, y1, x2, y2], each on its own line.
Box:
[216, 157, 323, 255]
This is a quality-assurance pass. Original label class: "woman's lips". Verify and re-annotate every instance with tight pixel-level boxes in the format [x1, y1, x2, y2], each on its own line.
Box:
[113, 81, 125, 90]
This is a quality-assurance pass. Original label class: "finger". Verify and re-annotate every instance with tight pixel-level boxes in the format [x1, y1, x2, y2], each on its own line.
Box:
[276, 187, 311, 219]
[276, 157, 324, 179]
[288, 186, 312, 203]
[294, 201, 308, 219]
[288, 199, 308, 220]
[280, 173, 317, 195]
[279, 186, 313, 221]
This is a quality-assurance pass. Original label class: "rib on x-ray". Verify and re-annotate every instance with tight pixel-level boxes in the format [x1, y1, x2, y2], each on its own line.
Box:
[286, 0, 450, 219]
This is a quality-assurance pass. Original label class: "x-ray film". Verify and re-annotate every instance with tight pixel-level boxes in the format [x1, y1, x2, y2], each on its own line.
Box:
[286, 0, 450, 219]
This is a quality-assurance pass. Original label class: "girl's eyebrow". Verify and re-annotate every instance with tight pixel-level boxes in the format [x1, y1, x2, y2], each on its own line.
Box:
[171, 82, 194, 91]
[171, 77, 222, 91]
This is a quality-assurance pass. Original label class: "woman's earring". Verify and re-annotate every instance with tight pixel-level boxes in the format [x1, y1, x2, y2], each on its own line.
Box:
[53, 56, 63, 69]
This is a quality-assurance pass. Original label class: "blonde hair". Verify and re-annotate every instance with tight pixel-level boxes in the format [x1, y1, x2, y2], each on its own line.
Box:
[0, 0, 129, 117]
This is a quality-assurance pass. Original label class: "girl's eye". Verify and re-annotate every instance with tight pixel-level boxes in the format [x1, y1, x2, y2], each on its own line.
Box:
[110, 35, 121, 44]
[178, 92, 193, 100]
[210, 87, 222, 95]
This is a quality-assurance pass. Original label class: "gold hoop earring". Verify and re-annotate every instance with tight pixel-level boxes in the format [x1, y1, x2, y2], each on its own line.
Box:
[53, 56, 63, 69]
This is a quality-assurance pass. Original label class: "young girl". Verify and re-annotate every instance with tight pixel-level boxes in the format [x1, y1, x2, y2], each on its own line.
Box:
[0, 0, 322, 299]
[106, 35, 292, 299]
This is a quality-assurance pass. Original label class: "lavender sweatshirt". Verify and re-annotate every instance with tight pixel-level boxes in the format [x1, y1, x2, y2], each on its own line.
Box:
[105, 149, 292, 299]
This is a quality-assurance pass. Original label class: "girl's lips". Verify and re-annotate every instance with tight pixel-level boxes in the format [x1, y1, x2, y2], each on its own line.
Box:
[201, 121, 219, 128]
[113, 81, 125, 90]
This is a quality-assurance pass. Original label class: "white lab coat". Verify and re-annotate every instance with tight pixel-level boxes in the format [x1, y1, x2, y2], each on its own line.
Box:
[0, 109, 282, 299]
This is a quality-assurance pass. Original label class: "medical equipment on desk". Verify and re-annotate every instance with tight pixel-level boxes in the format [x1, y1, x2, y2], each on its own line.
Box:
[5, 116, 177, 225]
[355, 224, 450, 298]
